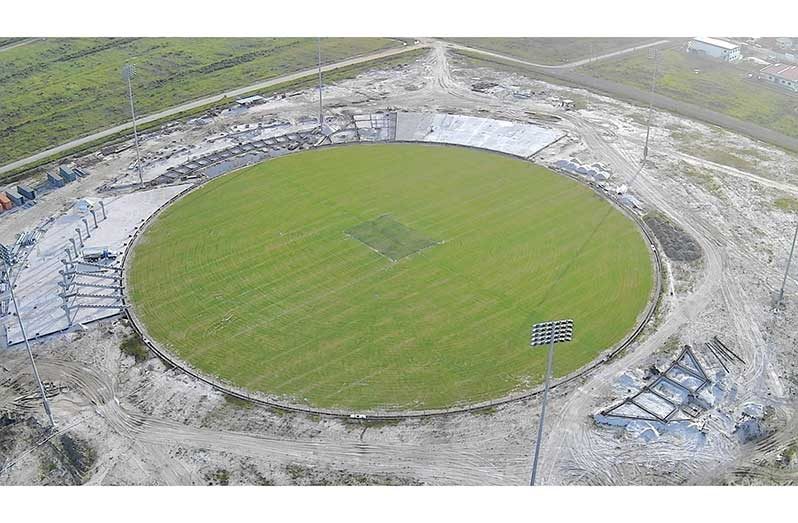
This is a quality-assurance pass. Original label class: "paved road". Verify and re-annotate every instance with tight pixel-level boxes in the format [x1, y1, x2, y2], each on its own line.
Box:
[0, 38, 40, 54]
[0, 43, 427, 176]
[446, 40, 798, 153]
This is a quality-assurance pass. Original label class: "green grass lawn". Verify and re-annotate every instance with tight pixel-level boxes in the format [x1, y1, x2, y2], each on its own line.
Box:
[583, 47, 798, 139]
[128, 144, 654, 411]
[0, 37, 400, 166]
[774, 196, 798, 213]
[447, 38, 658, 65]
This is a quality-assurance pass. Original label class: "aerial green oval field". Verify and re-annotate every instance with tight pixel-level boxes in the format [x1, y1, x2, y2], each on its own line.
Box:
[127, 143, 654, 412]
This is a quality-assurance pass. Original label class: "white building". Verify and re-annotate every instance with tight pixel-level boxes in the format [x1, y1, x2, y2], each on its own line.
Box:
[758, 63, 798, 92]
[687, 37, 742, 62]
[234, 95, 266, 107]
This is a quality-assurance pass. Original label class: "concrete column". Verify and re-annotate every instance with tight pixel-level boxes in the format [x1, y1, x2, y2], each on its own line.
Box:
[62, 304, 72, 326]
[64, 248, 73, 263]
[68, 238, 79, 257]
[90, 209, 98, 228]
[60, 259, 75, 277]
[75, 228, 84, 247]
[99, 201, 107, 220]
[82, 218, 90, 237]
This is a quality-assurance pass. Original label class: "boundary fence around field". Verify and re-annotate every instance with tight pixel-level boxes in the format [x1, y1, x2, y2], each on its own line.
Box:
[120, 120, 664, 420]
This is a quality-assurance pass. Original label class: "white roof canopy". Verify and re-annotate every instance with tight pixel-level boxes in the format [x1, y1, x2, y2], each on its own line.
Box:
[692, 37, 739, 50]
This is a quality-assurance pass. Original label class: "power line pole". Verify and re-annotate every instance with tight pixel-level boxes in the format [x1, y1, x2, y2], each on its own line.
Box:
[529, 319, 574, 486]
[1, 245, 55, 429]
[9, 284, 56, 428]
[778, 220, 798, 306]
[122, 64, 144, 186]
[643, 48, 659, 163]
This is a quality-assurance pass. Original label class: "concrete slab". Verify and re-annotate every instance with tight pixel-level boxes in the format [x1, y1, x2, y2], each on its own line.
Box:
[394, 112, 563, 158]
[666, 366, 706, 391]
[634, 392, 676, 419]
[5, 184, 191, 345]
[651, 378, 690, 404]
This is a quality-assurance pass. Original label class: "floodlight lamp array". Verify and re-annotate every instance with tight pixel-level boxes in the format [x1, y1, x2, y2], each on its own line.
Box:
[530, 319, 573, 346]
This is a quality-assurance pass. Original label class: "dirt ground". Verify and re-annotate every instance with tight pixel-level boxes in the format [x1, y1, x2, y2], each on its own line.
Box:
[2, 42, 798, 485]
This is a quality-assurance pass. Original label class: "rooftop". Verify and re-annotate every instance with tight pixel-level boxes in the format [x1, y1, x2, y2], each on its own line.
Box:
[235, 95, 266, 105]
[692, 37, 739, 51]
[760, 63, 798, 81]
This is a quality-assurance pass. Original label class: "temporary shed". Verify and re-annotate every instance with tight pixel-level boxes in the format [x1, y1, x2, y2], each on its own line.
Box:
[5, 191, 24, 206]
[17, 184, 36, 200]
[235, 95, 266, 107]
[48, 173, 65, 188]
[0, 193, 12, 210]
[59, 165, 77, 183]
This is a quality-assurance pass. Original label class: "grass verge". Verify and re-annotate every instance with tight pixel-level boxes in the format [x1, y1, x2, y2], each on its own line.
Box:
[0, 47, 427, 185]
[583, 47, 798, 139]
[0, 38, 402, 166]
[120, 335, 149, 363]
[774, 196, 798, 213]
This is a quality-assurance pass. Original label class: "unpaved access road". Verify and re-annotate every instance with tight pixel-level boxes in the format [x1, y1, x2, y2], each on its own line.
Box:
[0, 38, 41, 53]
[421, 42, 797, 484]
[444, 39, 670, 69]
[3, 42, 798, 485]
[445, 39, 798, 153]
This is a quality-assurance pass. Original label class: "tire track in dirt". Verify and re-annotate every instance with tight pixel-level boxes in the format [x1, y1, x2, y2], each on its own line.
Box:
[533, 118, 727, 485]
[5, 353, 520, 485]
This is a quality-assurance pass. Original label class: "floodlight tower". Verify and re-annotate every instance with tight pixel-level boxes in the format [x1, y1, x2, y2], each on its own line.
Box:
[778, 220, 798, 307]
[122, 64, 144, 186]
[529, 318, 574, 486]
[0, 244, 56, 429]
[642, 48, 659, 164]
[317, 37, 324, 134]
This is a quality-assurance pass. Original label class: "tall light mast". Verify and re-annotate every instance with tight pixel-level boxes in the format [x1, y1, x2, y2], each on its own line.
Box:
[317, 37, 324, 134]
[122, 64, 144, 186]
[778, 221, 798, 307]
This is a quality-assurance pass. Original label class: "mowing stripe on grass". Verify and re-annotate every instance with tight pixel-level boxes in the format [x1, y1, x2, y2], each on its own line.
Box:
[129, 144, 654, 411]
